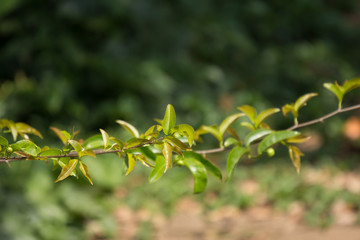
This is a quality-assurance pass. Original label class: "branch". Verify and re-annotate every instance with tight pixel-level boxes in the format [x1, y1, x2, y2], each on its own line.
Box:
[1, 103, 359, 164]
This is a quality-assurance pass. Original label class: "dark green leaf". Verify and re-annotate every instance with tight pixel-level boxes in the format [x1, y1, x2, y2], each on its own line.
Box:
[226, 146, 248, 181]
[182, 157, 208, 194]
[162, 104, 176, 135]
[184, 151, 222, 181]
[258, 130, 300, 154]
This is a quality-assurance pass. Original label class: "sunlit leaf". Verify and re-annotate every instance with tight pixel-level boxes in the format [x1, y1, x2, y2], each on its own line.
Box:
[174, 124, 195, 147]
[149, 155, 166, 183]
[99, 128, 110, 148]
[68, 140, 83, 153]
[162, 104, 176, 135]
[224, 137, 239, 147]
[323, 82, 343, 107]
[126, 138, 151, 149]
[11, 140, 41, 156]
[125, 153, 136, 176]
[184, 151, 222, 181]
[162, 141, 173, 172]
[0, 136, 8, 146]
[135, 154, 154, 168]
[288, 145, 303, 174]
[237, 105, 257, 124]
[258, 130, 300, 154]
[219, 113, 245, 137]
[286, 135, 311, 143]
[55, 159, 79, 182]
[240, 121, 255, 130]
[79, 161, 93, 185]
[294, 93, 318, 111]
[342, 78, 360, 94]
[109, 137, 124, 150]
[15, 122, 43, 139]
[244, 129, 273, 147]
[165, 136, 191, 150]
[226, 146, 248, 181]
[50, 127, 70, 145]
[196, 125, 221, 143]
[144, 125, 162, 139]
[255, 108, 280, 128]
[282, 104, 296, 117]
[182, 156, 208, 193]
[116, 120, 140, 138]
[79, 149, 96, 159]
[138, 146, 156, 161]
[83, 135, 104, 149]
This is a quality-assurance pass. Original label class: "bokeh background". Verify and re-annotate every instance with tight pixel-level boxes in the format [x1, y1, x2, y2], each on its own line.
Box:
[0, 0, 360, 239]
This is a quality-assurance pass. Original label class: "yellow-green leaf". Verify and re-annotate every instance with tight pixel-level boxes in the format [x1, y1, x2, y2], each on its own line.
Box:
[174, 124, 195, 147]
[288, 145, 303, 174]
[244, 129, 273, 147]
[286, 135, 311, 143]
[55, 159, 79, 182]
[162, 141, 173, 172]
[294, 93, 318, 111]
[258, 130, 300, 154]
[11, 140, 41, 156]
[226, 146, 248, 181]
[68, 140, 83, 153]
[79, 161, 93, 185]
[240, 122, 255, 130]
[165, 136, 191, 151]
[0, 135, 9, 146]
[15, 122, 43, 139]
[135, 154, 155, 168]
[282, 104, 296, 117]
[162, 104, 176, 135]
[196, 125, 221, 143]
[237, 105, 257, 124]
[50, 127, 70, 145]
[125, 153, 136, 176]
[126, 138, 151, 149]
[99, 128, 110, 148]
[255, 108, 280, 128]
[323, 82, 343, 107]
[342, 78, 360, 94]
[79, 149, 96, 159]
[116, 120, 140, 138]
[149, 156, 166, 183]
[219, 113, 245, 137]
[40, 148, 62, 157]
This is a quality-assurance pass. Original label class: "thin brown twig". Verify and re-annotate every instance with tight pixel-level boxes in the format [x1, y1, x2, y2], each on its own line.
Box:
[0, 103, 359, 163]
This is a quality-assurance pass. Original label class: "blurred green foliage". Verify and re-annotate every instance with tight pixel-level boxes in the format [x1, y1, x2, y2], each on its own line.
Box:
[1, 0, 360, 239]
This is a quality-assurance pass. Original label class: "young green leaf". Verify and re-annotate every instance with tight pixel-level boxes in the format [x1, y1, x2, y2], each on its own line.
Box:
[162, 141, 173, 172]
[138, 146, 156, 161]
[294, 93, 318, 111]
[50, 127, 70, 145]
[149, 156, 166, 183]
[240, 122, 255, 130]
[224, 137, 239, 147]
[40, 148, 62, 157]
[125, 153, 136, 176]
[165, 136, 191, 151]
[258, 130, 300, 154]
[79, 150, 96, 159]
[218, 113, 245, 138]
[182, 156, 208, 194]
[99, 129, 110, 148]
[323, 82, 344, 108]
[68, 140, 83, 153]
[342, 78, 360, 93]
[11, 140, 41, 156]
[15, 122, 43, 139]
[173, 124, 195, 147]
[282, 104, 296, 118]
[255, 108, 280, 128]
[196, 125, 222, 143]
[226, 146, 248, 181]
[183, 151, 222, 181]
[237, 105, 257, 124]
[116, 120, 140, 138]
[126, 138, 151, 149]
[55, 159, 79, 182]
[288, 145, 303, 174]
[79, 161, 93, 185]
[135, 154, 154, 168]
[244, 129, 273, 147]
[83, 135, 104, 149]
[162, 104, 176, 135]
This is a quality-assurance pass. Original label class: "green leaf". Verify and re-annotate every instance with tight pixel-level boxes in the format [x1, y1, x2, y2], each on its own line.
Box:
[224, 137, 239, 147]
[144, 125, 162, 139]
[162, 141, 173, 172]
[282, 104, 296, 118]
[165, 136, 191, 151]
[50, 127, 70, 145]
[79, 149, 96, 159]
[15, 122, 43, 139]
[11, 140, 41, 156]
[240, 122, 255, 130]
[197, 125, 222, 143]
[138, 146, 156, 161]
[99, 129, 110, 148]
[116, 120, 140, 138]
[135, 154, 154, 168]
[183, 151, 222, 181]
[342, 78, 360, 94]
[83, 135, 104, 149]
[0, 136, 8, 146]
[226, 146, 248, 181]
[55, 159, 79, 182]
[255, 108, 280, 128]
[237, 105, 257, 124]
[294, 93, 318, 111]
[323, 82, 343, 107]
[258, 130, 300, 154]
[125, 153, 136, 176]
[149, 156, 166, 183]
[109, 137, 124, 150]
[68, 140, 83, 153]
[244, 129, 273, 147]
[288, 145, 303, 174]
[40, 148, 62, 157]
[174, 124, 195, 147]
[182, 156, 208, 194]
[79, 161, 93, 185]
[162, 104, 176, 135]
[126, 138, 151, 149]
[218, 113, 245, 137]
